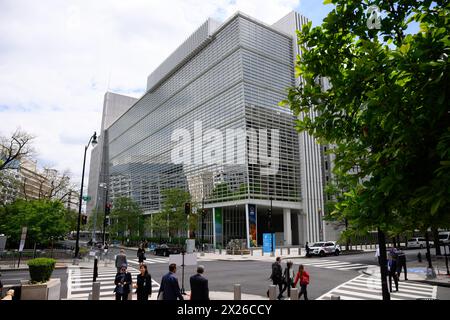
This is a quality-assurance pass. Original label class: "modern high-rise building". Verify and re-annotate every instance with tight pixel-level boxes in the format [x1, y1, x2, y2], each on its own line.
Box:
[88, 11, 342, 248]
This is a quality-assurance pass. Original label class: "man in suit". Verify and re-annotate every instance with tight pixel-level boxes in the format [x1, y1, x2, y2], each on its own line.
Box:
[158, 263, 184, 300]
[190, 265, 209, 300]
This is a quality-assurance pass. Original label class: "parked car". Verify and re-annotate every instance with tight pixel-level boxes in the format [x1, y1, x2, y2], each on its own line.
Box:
[153, 244, 182, 257]
[438, 232, 450, 245]
[407, 237, 432, 248]
[307, 241, 341, 257]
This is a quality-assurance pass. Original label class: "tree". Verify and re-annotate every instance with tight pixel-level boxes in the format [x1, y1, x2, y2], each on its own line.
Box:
[147, 211, 169, 242]
[281, 0, 449, 300]
[160, 188, 192, 241]
[0, 129, 34, 171]
[109, 197, 142, 243]
[0, 199, 70, 247]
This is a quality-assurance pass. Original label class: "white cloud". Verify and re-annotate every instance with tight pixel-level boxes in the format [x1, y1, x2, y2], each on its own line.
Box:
[0, 0, 300, 187]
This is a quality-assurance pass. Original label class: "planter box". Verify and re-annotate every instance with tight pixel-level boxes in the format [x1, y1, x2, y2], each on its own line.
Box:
[226, 249, 250, 255]
[20, 278, 61, 300]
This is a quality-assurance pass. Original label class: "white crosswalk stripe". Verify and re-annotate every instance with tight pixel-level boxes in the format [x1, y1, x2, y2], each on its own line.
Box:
[290, 258, 377, 271]
[67, 266, 160, 300]
[128, 257, 169, 265]
[317, 274, 437, 300]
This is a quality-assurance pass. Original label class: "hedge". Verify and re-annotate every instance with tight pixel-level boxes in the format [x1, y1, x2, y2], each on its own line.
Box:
[27, 258, 56, 283]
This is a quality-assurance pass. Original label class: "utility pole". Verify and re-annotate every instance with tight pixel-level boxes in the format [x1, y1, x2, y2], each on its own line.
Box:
[201, 197, 205, 253]
[377, 227, 390, 301]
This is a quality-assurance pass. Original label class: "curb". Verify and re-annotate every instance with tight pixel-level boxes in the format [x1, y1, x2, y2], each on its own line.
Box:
[0, 265, 68, 272]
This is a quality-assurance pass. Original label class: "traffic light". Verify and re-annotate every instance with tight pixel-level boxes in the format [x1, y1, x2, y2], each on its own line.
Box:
[81, 215, 88, 225]
[184, 202, 191, 215]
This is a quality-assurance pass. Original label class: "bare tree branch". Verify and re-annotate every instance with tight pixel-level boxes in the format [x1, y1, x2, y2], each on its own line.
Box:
[0, 129, 35, 171]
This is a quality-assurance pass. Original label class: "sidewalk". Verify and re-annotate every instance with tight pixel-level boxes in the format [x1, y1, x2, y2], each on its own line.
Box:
[363, 264, 450, 287]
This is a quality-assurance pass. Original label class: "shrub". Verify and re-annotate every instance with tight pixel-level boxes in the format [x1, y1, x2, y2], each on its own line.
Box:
[27, 258, 56, 283]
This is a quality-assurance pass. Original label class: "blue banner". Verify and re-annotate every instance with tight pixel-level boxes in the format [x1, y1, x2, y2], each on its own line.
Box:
[263, 233, 275, 253]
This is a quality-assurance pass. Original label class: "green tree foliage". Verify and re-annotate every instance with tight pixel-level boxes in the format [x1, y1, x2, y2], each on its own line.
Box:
[281, 0, 450, 236]
[109, 197, 143, 241]
[161, 188, 191, 238]
[0, 199, 70, 246]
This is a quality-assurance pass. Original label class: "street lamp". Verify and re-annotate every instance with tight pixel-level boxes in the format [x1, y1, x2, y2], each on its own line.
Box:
[99, 182, 109, 246]
[74, 132, 97, 259]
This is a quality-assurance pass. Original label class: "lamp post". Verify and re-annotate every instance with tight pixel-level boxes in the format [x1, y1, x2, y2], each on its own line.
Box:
[268, 197, 273, 256]
[74, 132, 98, 259]
[201, 197, 205, 254]
[99, 183, 109, 246]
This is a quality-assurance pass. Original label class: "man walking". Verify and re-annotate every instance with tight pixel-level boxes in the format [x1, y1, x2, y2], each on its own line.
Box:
[158, 263, 184, 300]
[270, 257, 284, 299]
[115, 249, 128, 273]
[305, 242, 310, 257]
[396, 248, 408, 281]
[189, 265, 209, 300]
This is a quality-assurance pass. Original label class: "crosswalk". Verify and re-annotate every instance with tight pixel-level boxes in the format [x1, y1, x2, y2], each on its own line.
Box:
[317, 274, 437, 300]
[291, 258, 377, 271]
[128, 257, 169, 265]
[67, 266, 160, 300]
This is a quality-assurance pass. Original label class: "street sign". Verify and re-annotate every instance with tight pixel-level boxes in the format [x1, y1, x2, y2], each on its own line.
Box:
[169, 253, 197, 266]
[82, 195, 92, 202]
[263, 233, 275, 253]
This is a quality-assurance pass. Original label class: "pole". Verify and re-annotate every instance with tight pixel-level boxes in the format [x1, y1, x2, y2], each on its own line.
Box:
[181, 250, 186, 294]
[270, 198, 273, 256]
[93, 257, 98, 282]
[75, 133, 96, 259]
[377, 227, 390, 301]
[102, 186, 108, 246]
[425, 230, 433, 268]
[444, 244, 449, 275]
[201, 198, 205, 253]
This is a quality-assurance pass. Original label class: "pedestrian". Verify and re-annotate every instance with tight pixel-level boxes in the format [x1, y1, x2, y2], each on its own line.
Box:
[387, 252, 399, 292]
[279, 261, 294, 298]
[305, 242, 310, 257]
[104, 243, 109, 258]
[115, 249, 128, 273]
[158, 263, 184, 300]
[269, 257, 284, 299]
[293, 264, 309, 300]
[396, 248, 408, 281]
[375, 245, 381, 265]
[137, 244, 146, 265]
[133, 264, 152, 301]
[189, 265, 209, 300]
[114, 264, 132, 301]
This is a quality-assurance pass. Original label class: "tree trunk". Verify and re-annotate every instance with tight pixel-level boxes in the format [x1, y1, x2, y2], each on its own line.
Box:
[378, 228, 391, 301]
[425, 231, 433, 268]
[432, 227, 441, 256]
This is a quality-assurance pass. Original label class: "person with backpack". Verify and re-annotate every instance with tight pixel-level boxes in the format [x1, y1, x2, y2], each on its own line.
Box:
[293, 264, 309, 300]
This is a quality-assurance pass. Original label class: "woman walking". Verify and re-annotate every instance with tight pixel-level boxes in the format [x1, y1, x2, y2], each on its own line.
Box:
[114, 264, 133, 300]
[279, 261, 294, 298]
[293, 264, 310, 300]
[133, 264, 152, 301]
[137, 244, 146, 265]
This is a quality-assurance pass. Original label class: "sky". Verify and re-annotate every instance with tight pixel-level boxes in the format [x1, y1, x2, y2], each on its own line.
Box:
[0, 0, 331, 188]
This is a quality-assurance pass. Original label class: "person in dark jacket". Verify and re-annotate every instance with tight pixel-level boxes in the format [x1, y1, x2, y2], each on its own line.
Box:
[114, 264, 133, 300]
[305, 242, 310, 257]
[269, 257, 284, 299]
[388, 253, 399, 292]
[158, 263, 184, 300]
[396, 249, 408, 281]
[137, 244, 146, 265]
[133, 264, 152, 300]
[190, 265, 209, 300]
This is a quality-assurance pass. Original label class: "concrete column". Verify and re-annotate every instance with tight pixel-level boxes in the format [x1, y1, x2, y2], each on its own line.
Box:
[268, 285, 276, 300]
[212, 208, 216, 249]
[92, 282, 100, 300]
[245, 204, 250, 249]
[283, 208, 292, 246]
[290, 288, 298, 300]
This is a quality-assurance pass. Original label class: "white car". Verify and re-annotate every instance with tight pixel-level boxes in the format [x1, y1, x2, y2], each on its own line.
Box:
[407, 237, 430, 248]
[307, 241, 341, 257]
[439, 232, 450, 245]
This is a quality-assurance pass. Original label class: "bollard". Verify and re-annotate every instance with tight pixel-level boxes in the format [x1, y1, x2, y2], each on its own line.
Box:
[331, 295, 340, 300]
[290, 288, 298, 300]
[128, 290, 133, 300]
[250, 248, 253, 256]
[288, 247, 290, 255]
[299, 247, 301, 256]
[234, 284, 241, 300]
[92, 282, 101, 300]
[268, 285, 276, 300]
[88, 293, 92, 300]
[73, 258, 79, 266]
[219, 248, 222, 255]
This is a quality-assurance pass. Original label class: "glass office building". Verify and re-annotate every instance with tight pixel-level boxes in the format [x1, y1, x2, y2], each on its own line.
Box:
[88, 11, 341, 248]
